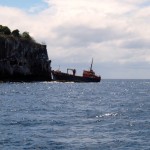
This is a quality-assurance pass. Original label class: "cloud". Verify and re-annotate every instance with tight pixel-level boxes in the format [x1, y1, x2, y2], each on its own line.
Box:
[0, 0, 150, 78]
[121, 38, 150, 49]
[52, 25, 131, 48]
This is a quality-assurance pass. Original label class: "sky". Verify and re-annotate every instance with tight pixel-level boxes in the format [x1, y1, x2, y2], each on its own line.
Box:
[0, 0, 150, 79]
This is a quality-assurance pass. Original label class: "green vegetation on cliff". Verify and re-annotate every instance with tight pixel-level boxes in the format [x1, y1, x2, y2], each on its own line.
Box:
[0, 25, 34, 42]
[0, 25, 11, 35]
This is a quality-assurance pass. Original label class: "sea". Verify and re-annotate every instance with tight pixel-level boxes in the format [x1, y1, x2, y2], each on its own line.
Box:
[0, 80, 150, 150]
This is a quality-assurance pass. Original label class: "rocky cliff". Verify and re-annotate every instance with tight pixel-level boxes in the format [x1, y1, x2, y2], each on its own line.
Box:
[0, 35, 51, 81]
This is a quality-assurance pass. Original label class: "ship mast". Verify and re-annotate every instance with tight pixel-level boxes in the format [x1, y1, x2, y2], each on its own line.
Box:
[90, 58, 93, 71]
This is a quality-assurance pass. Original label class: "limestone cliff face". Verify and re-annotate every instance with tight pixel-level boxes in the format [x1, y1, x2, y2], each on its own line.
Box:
[0, 35, 51, 81]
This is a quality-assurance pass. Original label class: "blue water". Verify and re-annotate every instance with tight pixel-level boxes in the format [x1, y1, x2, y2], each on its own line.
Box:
[0, 80, 150, 150]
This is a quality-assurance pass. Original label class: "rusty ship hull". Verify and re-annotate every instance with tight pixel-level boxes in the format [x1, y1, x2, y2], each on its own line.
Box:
[52, 70, 101, 82]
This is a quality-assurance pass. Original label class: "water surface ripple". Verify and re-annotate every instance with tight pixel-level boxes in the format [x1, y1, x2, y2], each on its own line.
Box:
[0, 80, 150, 149]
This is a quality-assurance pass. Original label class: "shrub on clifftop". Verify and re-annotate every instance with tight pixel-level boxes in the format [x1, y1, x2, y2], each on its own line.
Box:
[12, 29, 20, 37]
[0, 25, 11, 35]
[0, 25, 35, 42]
[22, 32, 31, 39]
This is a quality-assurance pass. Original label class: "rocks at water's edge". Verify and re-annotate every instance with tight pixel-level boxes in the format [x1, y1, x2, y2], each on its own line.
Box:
[0, 35, 51, 82]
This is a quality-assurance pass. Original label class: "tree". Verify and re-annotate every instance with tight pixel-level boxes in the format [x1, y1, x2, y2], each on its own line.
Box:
[12, 29, 20, 37]
[0, 25, 11, 35]
[0, 25, 4, 34]
[21, 31, 35, 42]
[22, 32, 31, 39]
